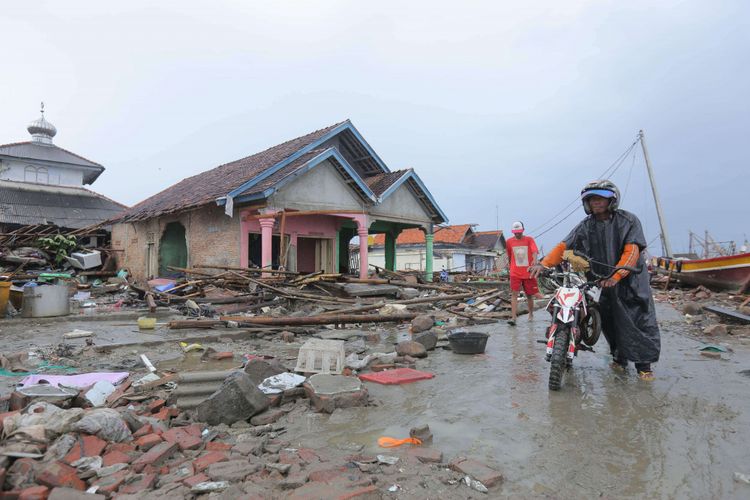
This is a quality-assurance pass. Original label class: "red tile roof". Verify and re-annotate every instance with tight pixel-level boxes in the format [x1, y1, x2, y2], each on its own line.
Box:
[364, 169, 409, 196]
[112, 121, 346, 222]
[372, 224, 475, 246]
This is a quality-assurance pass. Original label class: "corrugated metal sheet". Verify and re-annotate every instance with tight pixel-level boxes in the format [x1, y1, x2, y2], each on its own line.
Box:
[0, 183, 126, 229]
[0, 141, 103, 168]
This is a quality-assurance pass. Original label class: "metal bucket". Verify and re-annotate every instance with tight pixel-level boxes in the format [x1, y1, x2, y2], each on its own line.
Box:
[21, 284, 70, 318]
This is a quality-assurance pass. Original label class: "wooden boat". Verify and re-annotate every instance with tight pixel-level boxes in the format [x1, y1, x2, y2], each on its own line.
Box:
[654, 252, 750, 293]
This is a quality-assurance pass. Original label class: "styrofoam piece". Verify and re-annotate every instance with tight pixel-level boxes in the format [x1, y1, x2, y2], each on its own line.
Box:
[258, 372, 307, 394]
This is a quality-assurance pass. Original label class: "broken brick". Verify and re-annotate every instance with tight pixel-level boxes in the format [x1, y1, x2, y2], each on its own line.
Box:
[182, 423, 203, 437]
[18, 485, 49, 500]
[101, 450, 132, 467]
[119, 473, 157, 495]
[205, 441, 232, 452]
[90, 470, 129, 496]
[146, 399, 166, 413]
[298, 448, 320, 464]
[153, 407, 179, 421]
[48, 487, 105, 499]
[135, 433, 163, 451]
[338, 485, 381, 499]
[308, 467, 347, 484]
[106, 442, 136, 454]
[36, 461, 85, 491]
[450, 457, 503, 487]
[132, 442, 178, 473]
[182, 473, 210, 488]
[132, 424, 153, 439]
[161, 428, 202, 451]
[192, 451, 228, 472]
[63, 435, 107, 464]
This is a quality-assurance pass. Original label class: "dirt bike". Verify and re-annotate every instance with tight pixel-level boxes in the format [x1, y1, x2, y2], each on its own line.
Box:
[540, 254, 640, 391]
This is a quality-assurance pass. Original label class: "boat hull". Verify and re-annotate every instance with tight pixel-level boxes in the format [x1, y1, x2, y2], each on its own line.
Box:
[655, 252, 750, 293]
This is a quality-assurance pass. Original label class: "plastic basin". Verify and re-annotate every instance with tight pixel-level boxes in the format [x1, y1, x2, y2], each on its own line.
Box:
[447, 330, 489, 354]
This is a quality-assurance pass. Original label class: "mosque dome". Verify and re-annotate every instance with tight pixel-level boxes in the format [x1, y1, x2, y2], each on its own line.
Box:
[27, 103, 57, 145]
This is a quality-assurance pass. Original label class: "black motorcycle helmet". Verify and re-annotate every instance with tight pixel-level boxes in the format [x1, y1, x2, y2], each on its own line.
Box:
[581, 180, 620, 215]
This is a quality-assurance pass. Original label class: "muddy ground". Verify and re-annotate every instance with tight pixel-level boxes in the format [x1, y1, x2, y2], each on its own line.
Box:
[1, 300, 749, 499]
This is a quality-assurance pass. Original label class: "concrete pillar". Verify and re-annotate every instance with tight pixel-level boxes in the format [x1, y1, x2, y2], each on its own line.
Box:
[259, 217, 275, 276]
[357, 226, 369, 279]
[424, 229, 434, 282]
[385, 232, 397, 271]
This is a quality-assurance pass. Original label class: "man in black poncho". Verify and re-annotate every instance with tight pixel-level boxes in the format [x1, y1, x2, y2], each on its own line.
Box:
[530, 180, 660, 380]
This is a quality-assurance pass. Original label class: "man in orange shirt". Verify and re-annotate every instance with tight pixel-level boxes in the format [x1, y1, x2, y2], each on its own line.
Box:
[505, 221, 540, 326]
[529, 180, 660, 380]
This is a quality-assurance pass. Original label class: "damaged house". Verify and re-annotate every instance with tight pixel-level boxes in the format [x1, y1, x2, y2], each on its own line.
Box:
[0, 106, 126, 242]
[110, 120, 447, 282]
[369, 225, 506, 274]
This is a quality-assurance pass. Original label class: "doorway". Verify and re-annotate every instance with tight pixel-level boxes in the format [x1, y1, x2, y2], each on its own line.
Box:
[248, 233, 280, 269]
[297, 237, 334, 273]
[159, 222, 187, 276]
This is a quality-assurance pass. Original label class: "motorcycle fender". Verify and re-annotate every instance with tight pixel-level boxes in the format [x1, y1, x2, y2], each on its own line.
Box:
[546, 325, 557, 355]
[556, 307, 574, 323]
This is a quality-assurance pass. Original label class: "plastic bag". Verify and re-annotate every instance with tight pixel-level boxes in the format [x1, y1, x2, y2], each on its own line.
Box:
[73, 408, 132, 442]
[3, 402, 83, 440]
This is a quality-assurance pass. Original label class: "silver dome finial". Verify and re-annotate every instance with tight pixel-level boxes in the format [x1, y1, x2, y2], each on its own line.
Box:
[28, 102, 57, 145]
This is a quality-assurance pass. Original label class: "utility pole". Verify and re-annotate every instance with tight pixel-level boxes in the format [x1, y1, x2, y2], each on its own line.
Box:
[704, 230, 709, 258]
[639, 130, 673, 257]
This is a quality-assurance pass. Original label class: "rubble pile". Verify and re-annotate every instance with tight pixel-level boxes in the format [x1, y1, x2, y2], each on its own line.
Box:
[1, 223, 130, 319]
[652, 282, 750, 357]
[0, 309, 506, 498]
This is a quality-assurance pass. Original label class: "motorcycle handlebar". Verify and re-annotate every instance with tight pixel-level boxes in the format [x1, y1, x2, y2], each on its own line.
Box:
[540, 264, 642, 282]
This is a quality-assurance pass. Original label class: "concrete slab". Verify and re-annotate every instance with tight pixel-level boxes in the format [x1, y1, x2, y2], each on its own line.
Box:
[307, 374, 361, 395]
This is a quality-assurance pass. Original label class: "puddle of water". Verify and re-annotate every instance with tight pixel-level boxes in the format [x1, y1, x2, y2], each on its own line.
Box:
[156, 351, 239, 372]
[283, 304, 750, 498]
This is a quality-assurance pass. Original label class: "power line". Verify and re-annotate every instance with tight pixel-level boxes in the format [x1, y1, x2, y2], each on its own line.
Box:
[529, 137, 640, 237]
[533, 204, 582, 239]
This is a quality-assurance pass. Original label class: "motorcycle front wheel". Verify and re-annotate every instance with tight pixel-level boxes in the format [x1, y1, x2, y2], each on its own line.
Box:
[549, 325, 569, 391]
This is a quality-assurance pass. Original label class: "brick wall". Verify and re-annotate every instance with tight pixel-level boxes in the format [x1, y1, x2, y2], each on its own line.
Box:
[111, 204, 241, 283]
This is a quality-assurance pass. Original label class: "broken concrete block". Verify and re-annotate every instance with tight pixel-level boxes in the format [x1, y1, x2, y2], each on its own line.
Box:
[303, 374, 368, 414]
[195, 372, 270, 425]
[243, 358, 287, 385]
[396, 341, 427, 358]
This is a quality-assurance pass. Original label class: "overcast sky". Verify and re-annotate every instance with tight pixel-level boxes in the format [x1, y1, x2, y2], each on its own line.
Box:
[2, 0, 748, 255]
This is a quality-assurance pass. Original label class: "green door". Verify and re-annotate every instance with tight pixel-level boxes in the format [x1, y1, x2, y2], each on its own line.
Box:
[159, 222, 187, 276]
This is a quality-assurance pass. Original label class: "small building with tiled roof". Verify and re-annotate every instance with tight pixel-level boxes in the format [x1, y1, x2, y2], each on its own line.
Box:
[110, 120, 447, 281]
[0, 105, 126, 232]
[368, 225, 506, 275]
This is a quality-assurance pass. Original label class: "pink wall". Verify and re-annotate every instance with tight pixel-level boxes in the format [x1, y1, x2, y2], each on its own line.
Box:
[239, 212, 352, 268]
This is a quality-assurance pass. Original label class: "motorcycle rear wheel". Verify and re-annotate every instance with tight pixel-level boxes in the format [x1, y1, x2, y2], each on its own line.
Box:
[581, 306, 601, 346]
[549, 325, 569, 391]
